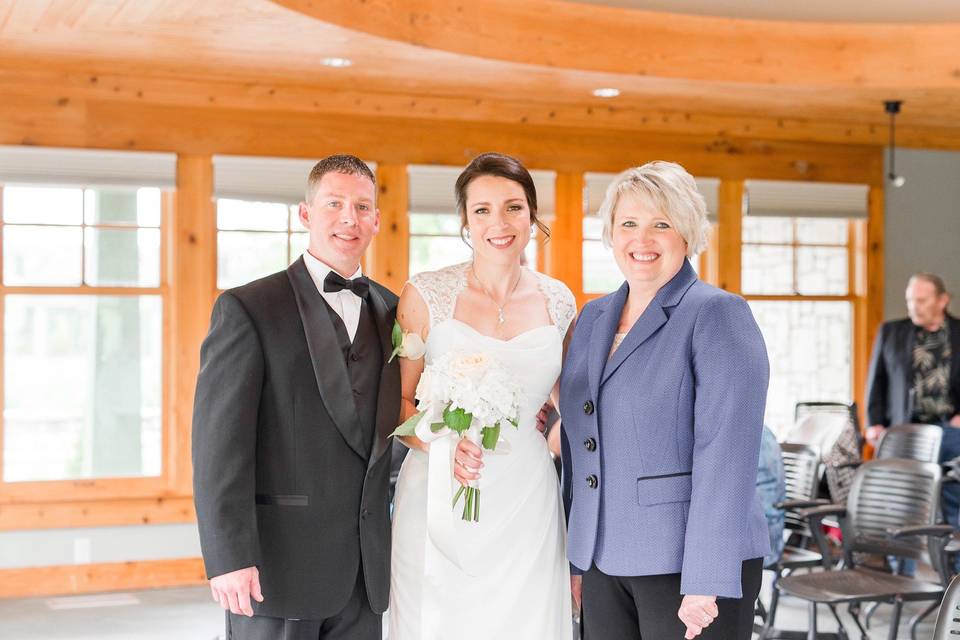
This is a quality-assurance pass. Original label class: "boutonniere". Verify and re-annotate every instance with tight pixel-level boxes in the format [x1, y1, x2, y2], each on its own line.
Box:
[388, 319, 426, 363]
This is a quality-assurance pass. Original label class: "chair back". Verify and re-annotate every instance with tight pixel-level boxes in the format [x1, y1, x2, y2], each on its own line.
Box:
[933, 573, 960, 639]
[877, 423, 943, 463]
[780, 442, 821, 537]
[843, 459, 942, 564]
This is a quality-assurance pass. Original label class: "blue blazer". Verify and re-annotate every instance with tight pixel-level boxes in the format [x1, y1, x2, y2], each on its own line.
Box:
[560, 260, 770, 598]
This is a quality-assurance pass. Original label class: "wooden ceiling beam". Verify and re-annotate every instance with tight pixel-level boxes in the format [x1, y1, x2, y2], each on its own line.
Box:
[273, 0, 960, 88]
[0, 88, 883, 184]
[1, 60, 958, 151]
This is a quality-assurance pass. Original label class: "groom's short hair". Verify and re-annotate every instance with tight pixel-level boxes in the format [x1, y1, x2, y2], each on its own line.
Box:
[305, 154, 376, 203]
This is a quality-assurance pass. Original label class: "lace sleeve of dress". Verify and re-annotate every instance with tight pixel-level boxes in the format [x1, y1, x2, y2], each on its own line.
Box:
[406, 263, 470, 329]
[536, 272, 577, 338]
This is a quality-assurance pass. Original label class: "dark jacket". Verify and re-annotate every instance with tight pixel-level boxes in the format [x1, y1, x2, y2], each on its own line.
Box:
[192, 258, 400, 619]
[865, 315, 960, 427]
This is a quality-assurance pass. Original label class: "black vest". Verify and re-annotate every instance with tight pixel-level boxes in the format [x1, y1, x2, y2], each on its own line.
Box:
[323, 298, 382, 456]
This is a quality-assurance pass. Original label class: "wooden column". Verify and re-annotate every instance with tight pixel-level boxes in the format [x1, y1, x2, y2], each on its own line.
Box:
[169, 154, 216, 495]
[547, 172, 584, 304]
[715, 179, 744, 294]
[854, 185, 885, 434]
[367, 164, 409, 294]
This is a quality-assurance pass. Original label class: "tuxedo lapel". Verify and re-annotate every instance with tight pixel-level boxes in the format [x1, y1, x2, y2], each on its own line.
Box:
[286, 258, 367, 460]
[366, 284, 400, 471]
[587, 284, 626, 397]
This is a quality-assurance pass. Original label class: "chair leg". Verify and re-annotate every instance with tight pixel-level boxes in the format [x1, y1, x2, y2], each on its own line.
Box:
[908, 600, 939, 640]
[762, 574, 782, 639]
[864, 601, 881, 629]
[887, 598, 903, 640]
[808, 601, 818, 640]
[828, 604, 849, 640]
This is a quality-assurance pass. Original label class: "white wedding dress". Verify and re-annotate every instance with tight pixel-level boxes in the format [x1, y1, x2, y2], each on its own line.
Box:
[389, 262, 576, 640]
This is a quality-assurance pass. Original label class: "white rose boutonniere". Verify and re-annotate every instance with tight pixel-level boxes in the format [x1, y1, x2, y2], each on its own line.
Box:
[388, 319, 426, 362]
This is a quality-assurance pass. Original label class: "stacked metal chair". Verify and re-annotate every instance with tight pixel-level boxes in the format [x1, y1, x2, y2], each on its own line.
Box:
[932, 573, 960, 639]
[777, 459, 953, 640]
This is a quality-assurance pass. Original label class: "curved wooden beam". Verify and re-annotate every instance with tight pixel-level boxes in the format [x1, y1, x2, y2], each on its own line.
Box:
[271, 0, 960, 88]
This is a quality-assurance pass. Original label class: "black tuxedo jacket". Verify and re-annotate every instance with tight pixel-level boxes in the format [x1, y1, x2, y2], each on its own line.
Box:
[192, 257, 400, 619]
[866, 314, 960, 427]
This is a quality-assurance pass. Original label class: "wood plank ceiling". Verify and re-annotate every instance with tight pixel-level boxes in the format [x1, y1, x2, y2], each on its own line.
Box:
[0, 0, 959, 149]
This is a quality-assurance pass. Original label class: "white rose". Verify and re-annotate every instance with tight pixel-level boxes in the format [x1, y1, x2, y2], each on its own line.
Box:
[399, 332, 426, 360]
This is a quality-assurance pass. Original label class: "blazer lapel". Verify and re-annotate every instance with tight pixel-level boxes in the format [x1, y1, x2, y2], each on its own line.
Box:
[366, 284, 400, 471]
[588, 283, 626, 396]
[600, 259, 698, 386]
[286, 258, 367, 460]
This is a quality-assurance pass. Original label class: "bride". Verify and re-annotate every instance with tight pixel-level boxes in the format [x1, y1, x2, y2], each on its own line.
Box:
[389, 152, 576, 639]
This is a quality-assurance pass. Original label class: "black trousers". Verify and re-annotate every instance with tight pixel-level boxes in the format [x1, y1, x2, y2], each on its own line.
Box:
[582, 558, 763, 640]
[226, 568, 380, 640]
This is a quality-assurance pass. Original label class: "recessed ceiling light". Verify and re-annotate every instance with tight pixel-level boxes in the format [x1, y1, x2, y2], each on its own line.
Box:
[592, 87, 620, 98]
[322, 57, 353, 68]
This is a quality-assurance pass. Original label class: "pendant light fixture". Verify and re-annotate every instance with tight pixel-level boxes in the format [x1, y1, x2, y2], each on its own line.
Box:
[885, 100, 906, 188]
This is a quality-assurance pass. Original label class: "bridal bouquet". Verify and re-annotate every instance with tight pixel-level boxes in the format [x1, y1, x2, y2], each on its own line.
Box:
[391, 350, 521, 522]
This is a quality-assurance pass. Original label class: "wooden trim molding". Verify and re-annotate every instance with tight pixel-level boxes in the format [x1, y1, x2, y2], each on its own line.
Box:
[715, 179, 744, 294]
[0, 557, 206, 599]
[546, 172, 585, 305]
[0, 497, 196, 531]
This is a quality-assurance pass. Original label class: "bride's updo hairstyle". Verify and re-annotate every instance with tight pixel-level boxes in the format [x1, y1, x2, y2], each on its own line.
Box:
[454, 152, 551, 244]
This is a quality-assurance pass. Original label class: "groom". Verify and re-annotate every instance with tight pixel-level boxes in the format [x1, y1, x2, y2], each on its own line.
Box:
[192, 154, 400, 639]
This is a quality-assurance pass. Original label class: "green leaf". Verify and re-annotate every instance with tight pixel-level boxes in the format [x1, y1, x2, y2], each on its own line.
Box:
[443, 405, 473, 435]
[430, 422, 446, 433]
[391, 319, 403, 348]
[507, 417, 519, 429]
[389, 411, 424, 438]
[481, 424, 500, 450]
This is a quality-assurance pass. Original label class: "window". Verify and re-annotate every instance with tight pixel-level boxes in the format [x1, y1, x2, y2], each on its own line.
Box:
[741, 180, 867, 434]
[216, 199, 307, 290]
[2, 185, 164, 482]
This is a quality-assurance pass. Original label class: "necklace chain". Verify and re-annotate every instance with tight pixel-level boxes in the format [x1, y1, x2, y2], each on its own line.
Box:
[471, 266, 522, 326]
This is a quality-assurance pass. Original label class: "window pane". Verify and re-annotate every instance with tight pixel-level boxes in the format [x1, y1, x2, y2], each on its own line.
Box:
[84, 228, 161, 287]
[217, 231, 288, 289]
[83, 189, 142, 226]
[409, 236, 471, 276]
[3, 226, 83, 286]
[795, 217, 847, 245]
[3, 186, 83, 225]
[741, 244, 793, 294]
[583, 239, 622, 294]
[289, 233, 309, 264]
[742, 216, 793, 244]
[797, 246, 848, 295]
[583, 216, 603, 241]
[289, 205, 305, 232]
[749, 301, 851, 436]
[217, 199, 288, 231]
[410, 213, 462, 236]
[4, 295, 163, 481]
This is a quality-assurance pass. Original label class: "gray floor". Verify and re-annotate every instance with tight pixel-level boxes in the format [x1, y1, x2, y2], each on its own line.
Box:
[0, 570, 940, 639]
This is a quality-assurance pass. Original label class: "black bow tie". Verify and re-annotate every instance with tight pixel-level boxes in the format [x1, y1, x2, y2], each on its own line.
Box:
[323, 271, 370, 298]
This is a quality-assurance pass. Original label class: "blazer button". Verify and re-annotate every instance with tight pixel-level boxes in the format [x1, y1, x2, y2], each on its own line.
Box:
[583, 401, 595, 415]
[584, 437, 597, 452]
[350, 352, 360, 362]
[360, 508, 371, 520]
[586, 474, 598, 489]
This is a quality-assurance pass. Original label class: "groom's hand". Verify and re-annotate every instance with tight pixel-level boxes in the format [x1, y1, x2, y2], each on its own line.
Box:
[210, 566, 263, 617]
[678, 594, 718, 639]
[535, 403, 552, 435]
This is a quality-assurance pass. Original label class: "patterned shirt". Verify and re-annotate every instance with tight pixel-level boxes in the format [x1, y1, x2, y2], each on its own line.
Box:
[911, 323, 953, 423]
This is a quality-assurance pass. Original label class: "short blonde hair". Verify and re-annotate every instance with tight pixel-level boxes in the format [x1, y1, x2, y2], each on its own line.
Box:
[598, 161, 711, 257]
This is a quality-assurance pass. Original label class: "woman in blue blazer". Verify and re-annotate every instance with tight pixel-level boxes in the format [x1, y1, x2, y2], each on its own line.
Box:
[560, 161, 770, 639]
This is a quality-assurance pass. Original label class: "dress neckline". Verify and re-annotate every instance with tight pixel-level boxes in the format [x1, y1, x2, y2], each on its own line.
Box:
[442, 318, 557, 344]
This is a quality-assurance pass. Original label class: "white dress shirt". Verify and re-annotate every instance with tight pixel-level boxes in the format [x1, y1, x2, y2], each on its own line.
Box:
[302, 251, 363, 342]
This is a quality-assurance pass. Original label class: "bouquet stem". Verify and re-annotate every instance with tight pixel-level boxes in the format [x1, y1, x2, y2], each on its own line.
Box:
[454, 485, 481, 522]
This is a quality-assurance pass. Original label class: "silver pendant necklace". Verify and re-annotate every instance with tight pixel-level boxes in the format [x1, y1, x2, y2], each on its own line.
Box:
[471, 266, 522, 326]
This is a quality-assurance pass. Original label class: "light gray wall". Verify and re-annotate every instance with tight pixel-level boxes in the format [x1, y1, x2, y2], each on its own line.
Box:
[0, 524, 200, 569]
[884, 148, 960, 320]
